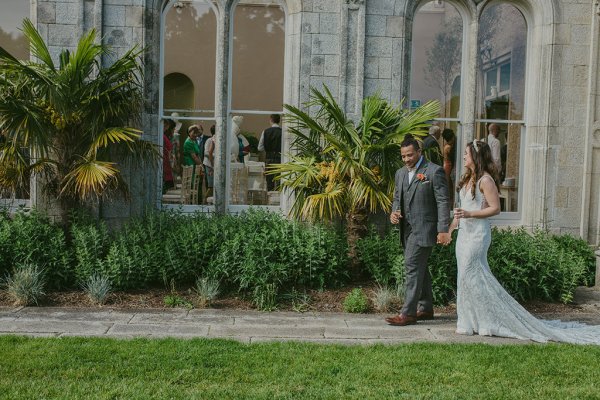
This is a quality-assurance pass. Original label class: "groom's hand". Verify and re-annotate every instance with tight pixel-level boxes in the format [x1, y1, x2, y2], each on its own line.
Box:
[390, 211, 402, 224]
[437, 232, 451, 246]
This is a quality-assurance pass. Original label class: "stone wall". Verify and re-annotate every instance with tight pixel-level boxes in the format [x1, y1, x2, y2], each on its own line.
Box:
[33, 0, 600, 245]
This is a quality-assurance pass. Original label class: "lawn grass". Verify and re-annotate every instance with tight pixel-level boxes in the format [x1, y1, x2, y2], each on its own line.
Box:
[1, 336, 599, 399]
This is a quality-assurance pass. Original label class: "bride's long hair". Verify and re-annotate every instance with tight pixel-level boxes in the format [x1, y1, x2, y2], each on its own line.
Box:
[457, 140, 500, 199]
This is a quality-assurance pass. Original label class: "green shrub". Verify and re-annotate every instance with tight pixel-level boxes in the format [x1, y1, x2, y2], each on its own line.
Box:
[0, 211, 71, 289]
[208, 209, 348, 304]
[371, 286, 398, 312]
[343, 288, 369, 313]
[357, 225, 596, 306]
[4, 263, 46, 306]
[82, 274, 112, 305]
[356, 227, 401, 286]
[71, 218, 111, 285]
[194, 277, 220, 308]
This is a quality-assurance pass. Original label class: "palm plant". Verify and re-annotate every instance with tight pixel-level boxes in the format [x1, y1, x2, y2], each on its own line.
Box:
[0, 20, 157, 221]
[269, 86, 439, 274]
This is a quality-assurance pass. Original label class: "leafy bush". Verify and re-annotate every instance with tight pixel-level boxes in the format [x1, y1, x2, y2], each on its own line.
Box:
[1, 207, 595, 309]
[357, 226, 596, 305]
[343, 288, 369, 313]
[208, 209, 348, 305]
[489, 228, 593, 304]
[4, 263, 46, 306]
[0, 211, 71, 289]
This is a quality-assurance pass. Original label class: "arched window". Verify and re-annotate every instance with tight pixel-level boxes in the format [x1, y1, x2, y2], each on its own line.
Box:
[0, 0, 30, 204]
[410, 1, 463, 122]
[228, 0, 286, 209]
[476, 3, 527, 213]
[410, 1, 464, 206]
[160, 0, 217, 207]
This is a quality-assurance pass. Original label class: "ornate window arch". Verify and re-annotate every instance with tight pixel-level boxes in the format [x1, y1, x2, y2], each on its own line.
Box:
[407, 0, 554, 220]
[157, 0, 300, 213]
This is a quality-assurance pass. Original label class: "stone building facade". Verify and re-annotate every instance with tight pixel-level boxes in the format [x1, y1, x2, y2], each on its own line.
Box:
[3, 0, 600, 245]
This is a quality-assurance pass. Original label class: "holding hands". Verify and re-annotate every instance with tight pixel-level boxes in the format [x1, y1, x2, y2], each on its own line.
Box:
[390, 210, 402, 224]
[437, 232, 451, 246]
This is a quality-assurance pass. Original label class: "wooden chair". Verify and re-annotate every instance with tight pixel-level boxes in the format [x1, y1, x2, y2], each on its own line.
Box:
[230, 162, 248, 205]
[181, 165, 200, 205]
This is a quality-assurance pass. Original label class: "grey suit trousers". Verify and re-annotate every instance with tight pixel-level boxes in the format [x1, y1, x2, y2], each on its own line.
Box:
[401, 223, 434, 316]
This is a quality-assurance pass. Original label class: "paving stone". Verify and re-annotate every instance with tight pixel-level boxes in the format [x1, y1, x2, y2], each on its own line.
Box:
[131, 312, 234, 326]
[108, 323, 209, 337]
[0, 320, 111, 335]
[209, 325, 325, 339]
[16, 308, 133, 323]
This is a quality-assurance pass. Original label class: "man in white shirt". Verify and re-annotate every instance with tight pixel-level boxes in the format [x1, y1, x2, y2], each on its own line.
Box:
[487, 123, 501, 173]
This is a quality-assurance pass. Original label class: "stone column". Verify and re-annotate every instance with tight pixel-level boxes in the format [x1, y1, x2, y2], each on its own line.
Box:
[339, 0, 365, 120]
[213, 5, 231, 215]
[580, 1, 600, 244]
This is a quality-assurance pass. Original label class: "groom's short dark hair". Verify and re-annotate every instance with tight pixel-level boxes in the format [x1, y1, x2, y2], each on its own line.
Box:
[401, 134, 421, 152]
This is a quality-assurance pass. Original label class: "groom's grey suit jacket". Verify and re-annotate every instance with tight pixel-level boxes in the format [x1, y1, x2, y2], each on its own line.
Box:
[392, 158, 450, 247]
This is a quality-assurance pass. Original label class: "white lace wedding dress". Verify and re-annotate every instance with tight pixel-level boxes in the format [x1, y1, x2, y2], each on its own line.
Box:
[456, 177, 600, 344]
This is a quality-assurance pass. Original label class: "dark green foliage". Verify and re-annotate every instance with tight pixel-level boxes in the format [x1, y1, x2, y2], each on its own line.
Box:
[0, 210, 70, 289]
[69, 209, 348, 298]
[428, 232, 458, 305]
[1, 208, 595, 308]
[207, 210, 348, 309]
[355, 226, 402, 287]
[488, 228, 593, 304]
[343, 288, 369, 313]
[357, 225, 596, 305]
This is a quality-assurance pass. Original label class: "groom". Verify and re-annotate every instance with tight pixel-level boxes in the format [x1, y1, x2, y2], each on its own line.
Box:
[386, 135, 451, 326]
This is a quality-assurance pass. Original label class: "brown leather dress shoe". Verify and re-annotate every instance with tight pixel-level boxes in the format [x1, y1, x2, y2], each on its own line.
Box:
[416, 311, 434, 321]
[385, 314, 417, 326]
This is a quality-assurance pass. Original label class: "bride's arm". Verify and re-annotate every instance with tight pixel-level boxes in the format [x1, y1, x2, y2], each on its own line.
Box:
[463, 176, 501, 218]
[448, 217, 459, 235]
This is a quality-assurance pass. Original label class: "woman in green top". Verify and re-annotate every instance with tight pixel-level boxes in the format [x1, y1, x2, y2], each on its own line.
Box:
[183, 125, 203, 166]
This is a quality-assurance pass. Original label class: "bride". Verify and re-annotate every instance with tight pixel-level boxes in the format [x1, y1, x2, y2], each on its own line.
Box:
[450, 140, 600, 344]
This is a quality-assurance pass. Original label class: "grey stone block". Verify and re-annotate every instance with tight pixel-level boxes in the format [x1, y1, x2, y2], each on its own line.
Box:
[301, 12, 319, 33]
[366, 14, 386, 37]
[38, 2, 57, 24]
[365, 56, 379, 78]
[48, 24, 78, 47]
[323, 54, 339, 76]
[56, 2, 78, 23]
[366, 0, 394, 16]
[385, 15, 404, 37]
[313, 0, 338, 13]
[312, 33, 338, 55]
[126, 6, 144, 27]
[311, 55, 325, 75]
[319, 12, 338, 34]
[365, 36, 393, 57]
[104, 5, 127, 27]
[379, 57, 392, 79]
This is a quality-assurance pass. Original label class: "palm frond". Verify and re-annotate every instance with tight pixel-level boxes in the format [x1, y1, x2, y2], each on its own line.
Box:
[60, 159, 119, 200]
[301, 182, 347, 221]
[90, 127, 141, 151]
[22, 19, 55, 70]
